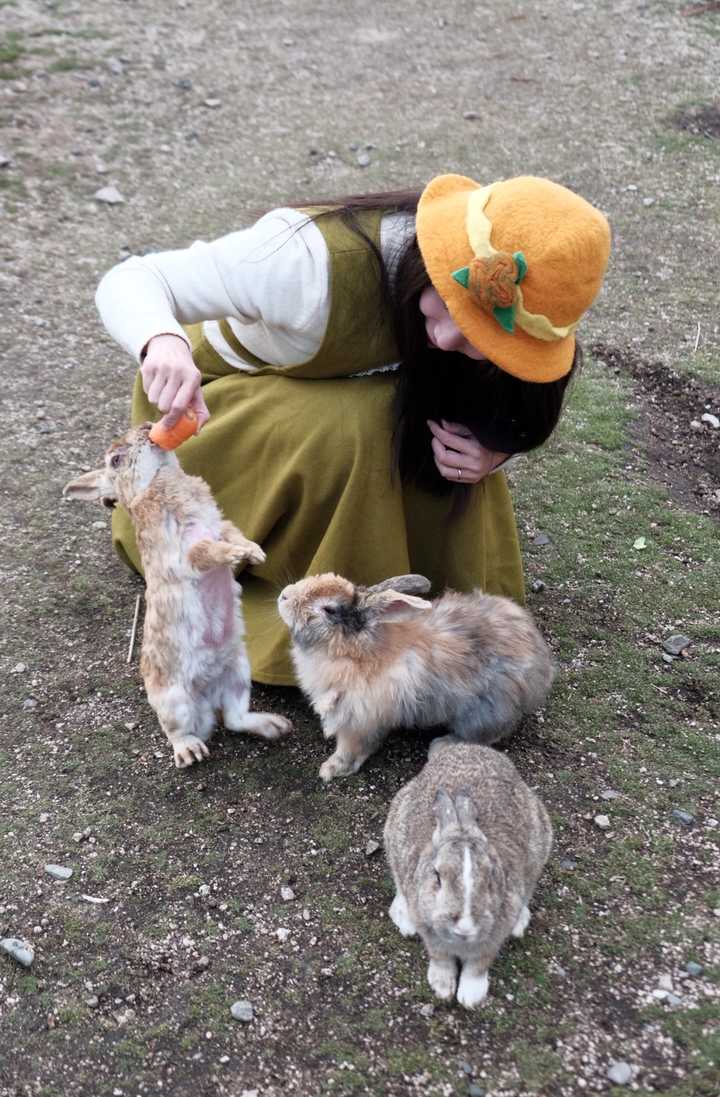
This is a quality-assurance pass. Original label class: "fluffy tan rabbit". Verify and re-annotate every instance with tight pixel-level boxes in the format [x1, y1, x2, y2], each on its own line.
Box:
[64, 423, 292, 767]
[277, 572, 555, 782]
[384, 741, 553, 1008]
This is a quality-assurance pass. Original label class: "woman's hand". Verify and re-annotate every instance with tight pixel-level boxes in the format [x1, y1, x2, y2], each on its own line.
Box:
[428, 419, 510, 484]
[141, 333, 210, 429]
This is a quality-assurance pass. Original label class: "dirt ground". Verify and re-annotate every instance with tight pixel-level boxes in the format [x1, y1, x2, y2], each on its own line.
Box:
[1, 2, 719, 1096]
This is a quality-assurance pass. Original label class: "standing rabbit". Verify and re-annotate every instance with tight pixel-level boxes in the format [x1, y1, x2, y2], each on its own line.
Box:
[277, 572, 555, 782]
[64, 422, 292, 767]
[384, 741, 553, 1008]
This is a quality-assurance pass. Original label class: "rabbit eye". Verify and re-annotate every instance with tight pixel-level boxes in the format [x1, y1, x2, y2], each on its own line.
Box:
[110, 453, 123, 469]
[433, 870, 442, 888]
[322, 604, 338, 617]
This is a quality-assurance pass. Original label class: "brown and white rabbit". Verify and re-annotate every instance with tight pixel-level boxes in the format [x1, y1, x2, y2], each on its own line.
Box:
[277, 572, 555, 782]
[384, 741, 553, 1008]
[64, 422, 292, 767]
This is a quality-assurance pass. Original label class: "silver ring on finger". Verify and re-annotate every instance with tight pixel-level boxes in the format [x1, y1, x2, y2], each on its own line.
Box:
[456, 467, 462, 480]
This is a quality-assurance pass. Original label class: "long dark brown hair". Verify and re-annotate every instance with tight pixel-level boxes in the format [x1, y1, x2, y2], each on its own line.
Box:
[291, 190, 579, 497]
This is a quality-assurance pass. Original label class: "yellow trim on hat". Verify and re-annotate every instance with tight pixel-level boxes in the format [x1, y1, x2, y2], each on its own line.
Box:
[466, 185, 578, 343]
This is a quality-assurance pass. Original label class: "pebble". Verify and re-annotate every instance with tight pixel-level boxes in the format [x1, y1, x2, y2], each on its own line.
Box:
[94, 185, 125, 205]
[230, 999, 253, 1022]
[690, 419, 703, 431]
[666, 992, 682, 1007]
[701, 412, 719, 429]
[44, 864, 73, 881]
[365, 839, 381, 857]
[468, 1087, 485, 1097]
[533, 531, 552, 546]
[662, 653, 674, 665]
[461, 1061, 473, 1075]
[23, 698, 37, 710]
[671, 808, 694, 826]
[203, 98, 221, 108]
[85, 995, 99, 1008]
[642, 196, 655, 207]
[662, 634, 691, 656]
[685, 960, 704, 976]
[559, 856, 577, 871]
[280, 886, 295, 902]
[600, 789, 620, 800]
[0, 153, 11, 168]
[594, 814, 611, 829]
[356, 151, 370, 168]
[175, 78, 193, 90]
[114, 1007, 135, 1025]
[276, 927, 290, 943]
[419, 1003, 434, 1018]
[11, 663, 26, 674]
[531, 578, 546, 592]
[657, 973, 674, 991]
[607, 1061, 633, 1085]
[1, 938, 34, 967]
[462, 110, 480, 120]
[92, 520, 106, 530]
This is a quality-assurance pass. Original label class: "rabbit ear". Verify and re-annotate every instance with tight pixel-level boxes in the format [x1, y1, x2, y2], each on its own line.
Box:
[364, 590, 432, 621]
[364, 574, 431, 596]
[454, 789, 486, 841]
[432, 787, 459, 841]
[63, 469, 109, 502]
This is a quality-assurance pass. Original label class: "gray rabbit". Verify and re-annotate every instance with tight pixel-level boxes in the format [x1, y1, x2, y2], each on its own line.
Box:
[383, 741, 553, 1008]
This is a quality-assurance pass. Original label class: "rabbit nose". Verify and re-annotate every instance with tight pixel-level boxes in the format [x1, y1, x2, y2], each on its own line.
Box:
[454, 917, 476, 938]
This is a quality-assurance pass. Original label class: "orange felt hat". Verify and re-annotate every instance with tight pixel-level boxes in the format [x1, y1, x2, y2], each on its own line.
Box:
[416, 174, 611, 382]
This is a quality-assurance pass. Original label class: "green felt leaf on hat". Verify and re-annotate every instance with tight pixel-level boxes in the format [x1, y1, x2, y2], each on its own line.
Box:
[513, 251, 527, 283]
[493, 305, 515, 333]
[451, 266, 471, 288]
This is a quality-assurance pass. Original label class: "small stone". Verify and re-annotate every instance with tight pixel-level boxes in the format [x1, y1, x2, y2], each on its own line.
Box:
[45, 864, 73, 881]
[23, 699, 37, 710]
[594, 814, 611, 829]
[107, 57, 124, 75]
[11, 663, 26, 674]
[203, 98, 221, 108]
[230, 1000, 253, 1022]
[652, 988, 668, 1000]
[94, 186, 125, 205]
[533, 531, 552, 546]
[666, 993, 682, 1007]
[462, 110, 480, 120]
[193, 955, 210, 972]
[0, 154, 11, 168]
[85, 995, 99, 1008]
[36, 409, 46, 419]
[531, 578, 546, 593]
[1, 938, 34, 968]
[92, 520, 106, 530]
[689, 419, 703, 431]
[276, 927, 290, 943]
[175, 77, 193, 90]
[95, 161, 109, 175]
[365, 839, 381, 857]
[671, 809, 694, 826]
[468, 1087, 485, 1097]
[642, 196, 655, 207]
[600, 789, 620, 800]
[461, 1061, 473, 1075]
[302, 908, 311, 921]
[662, 634, 691, 656]
[198, 884, 210, 897]
[356, 151, 370, 168]
[607, 1061, 633, 1085]
[662, 653, 674, 665]
[114, 1007, 135, 1025]
[280, 886, 295, 902]
[559, 856, 577, 871]
[419, 1003, 434, 1018]
[657, 973, 673, 991]
[685, 960, 704, 976]
[701, 412, 719, 429]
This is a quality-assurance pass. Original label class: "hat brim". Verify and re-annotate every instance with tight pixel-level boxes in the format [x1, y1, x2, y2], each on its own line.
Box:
[416, 174, 575, 384]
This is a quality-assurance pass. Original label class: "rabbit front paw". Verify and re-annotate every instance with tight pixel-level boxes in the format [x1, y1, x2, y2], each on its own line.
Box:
[457, 968, 489, 1009]
[389, 894, 417, 937]
[511, 904, 531, 938]
[230, 539, 266, 568]
[172, 735, 210, 768]
[427, 958, 457, 1001]
[319, 751, 363, 782]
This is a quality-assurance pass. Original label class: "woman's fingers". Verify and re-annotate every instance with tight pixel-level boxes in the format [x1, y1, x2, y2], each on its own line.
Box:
[190, 387, 211, 429]
[440, 419, 473, 438]
[427, 419, 477, 456]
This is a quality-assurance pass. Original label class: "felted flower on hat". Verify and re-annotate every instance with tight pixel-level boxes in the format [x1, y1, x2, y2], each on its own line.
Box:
[451, 250, 527, 334]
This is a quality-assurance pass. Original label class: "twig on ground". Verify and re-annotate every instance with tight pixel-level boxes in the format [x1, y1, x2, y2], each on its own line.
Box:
[127, 593, 142, 664]
[693, 322, 701, 353]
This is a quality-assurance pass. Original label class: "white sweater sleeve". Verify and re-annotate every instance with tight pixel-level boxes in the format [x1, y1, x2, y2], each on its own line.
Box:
[95, 208, 330, 363]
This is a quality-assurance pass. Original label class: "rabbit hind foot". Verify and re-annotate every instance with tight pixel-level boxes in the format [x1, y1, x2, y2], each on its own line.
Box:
[389, 893, 417, 937]
[228, 711, 293, 741]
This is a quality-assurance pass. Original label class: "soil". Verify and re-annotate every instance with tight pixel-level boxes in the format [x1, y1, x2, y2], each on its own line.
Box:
[592, 342, 720, 519]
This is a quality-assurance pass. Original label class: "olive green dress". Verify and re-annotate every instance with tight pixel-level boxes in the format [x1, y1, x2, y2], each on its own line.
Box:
[112, 210, 524, 684]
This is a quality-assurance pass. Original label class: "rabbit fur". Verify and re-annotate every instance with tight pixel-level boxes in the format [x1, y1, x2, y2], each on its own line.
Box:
[383, 741, 553, 1008]
[64, 422, 292, 767]
[277, 572, 555, 782]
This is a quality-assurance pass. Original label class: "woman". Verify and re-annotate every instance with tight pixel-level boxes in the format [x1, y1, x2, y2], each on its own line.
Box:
[97, 173, 611, 684]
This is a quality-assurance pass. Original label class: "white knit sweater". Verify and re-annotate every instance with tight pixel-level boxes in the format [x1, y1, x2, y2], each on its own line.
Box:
[96, 208, 416, 370]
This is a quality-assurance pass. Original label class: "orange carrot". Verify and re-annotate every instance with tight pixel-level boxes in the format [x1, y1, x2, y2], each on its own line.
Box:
[149, 409, 199, 450]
